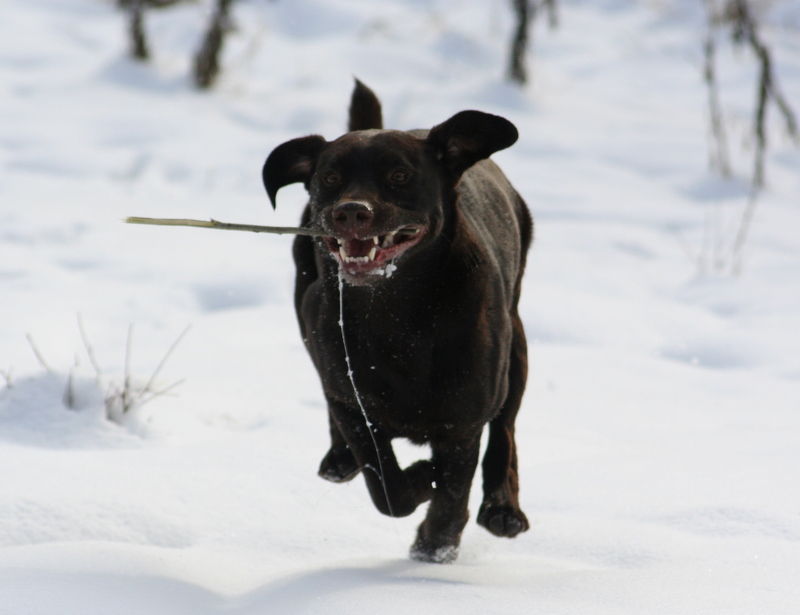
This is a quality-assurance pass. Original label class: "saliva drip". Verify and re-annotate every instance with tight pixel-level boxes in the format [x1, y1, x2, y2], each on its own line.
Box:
[337, 270, 395, 518]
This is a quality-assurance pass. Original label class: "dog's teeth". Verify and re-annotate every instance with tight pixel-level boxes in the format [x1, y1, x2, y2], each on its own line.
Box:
[339, 246, 348, 261]
[341, 254, 371, 264]
[382, 231, 397, 249]
[368, 247, 377, 261]
[372, 236, 379, 245]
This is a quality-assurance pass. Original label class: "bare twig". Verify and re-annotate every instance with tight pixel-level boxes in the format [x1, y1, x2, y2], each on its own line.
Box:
[77, 314, 103, 379]
[26, 333, 52, 373]
[117, 0, 192, 63]
[63, 355, 79, 410]
[125, 216, 326, 236]
[731, 187, 760, 276]
[773, 86, 799, 139]
[507, 0, 559, 85]
[122, 324, 134, 414]
[127, 0, 149, 61]
[105, 324, 189, 420]
[687, 0, 798, 277]
[508, 0, 533, 84]
[0, 368, 12, 388]
[751, 30, 771, 187]
[138, 325, 191, 403]
[193, 0, 236, 89]
[702, 22, 732, 176]
[139, 378, 186, 405]
[723, 0, 798, 186]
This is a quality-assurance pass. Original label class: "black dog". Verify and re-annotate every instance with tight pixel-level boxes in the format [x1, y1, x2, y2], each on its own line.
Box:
[263, 81, 532, 563]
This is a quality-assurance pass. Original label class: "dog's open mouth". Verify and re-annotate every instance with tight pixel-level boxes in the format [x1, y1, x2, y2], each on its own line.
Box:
[323, 225, 425, 275]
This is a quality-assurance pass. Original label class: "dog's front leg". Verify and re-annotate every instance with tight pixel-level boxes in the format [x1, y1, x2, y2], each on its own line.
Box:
[410, 434, 482, 564]
[318, 409, 360, 483]
[329, 400, 435, 518]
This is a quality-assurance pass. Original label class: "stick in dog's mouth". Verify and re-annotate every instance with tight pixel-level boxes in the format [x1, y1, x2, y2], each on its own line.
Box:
[125, 216, 423, 276]
[125, 217, 326, 236]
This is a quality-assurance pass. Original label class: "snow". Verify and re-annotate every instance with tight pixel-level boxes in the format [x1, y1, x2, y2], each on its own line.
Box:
[1, 0, 799, 612]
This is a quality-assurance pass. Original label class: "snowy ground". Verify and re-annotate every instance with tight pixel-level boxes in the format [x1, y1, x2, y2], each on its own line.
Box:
[2, 0, 799, 612]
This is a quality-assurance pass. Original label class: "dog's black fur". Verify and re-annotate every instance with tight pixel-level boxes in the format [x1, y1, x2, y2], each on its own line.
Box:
[263, 80, 532, 563]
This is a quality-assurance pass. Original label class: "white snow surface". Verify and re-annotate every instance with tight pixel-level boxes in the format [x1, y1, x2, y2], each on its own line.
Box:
[2, 0, 800, 612]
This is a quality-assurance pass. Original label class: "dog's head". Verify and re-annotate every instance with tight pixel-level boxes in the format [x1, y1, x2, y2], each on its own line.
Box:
[263, 85, 518, 285]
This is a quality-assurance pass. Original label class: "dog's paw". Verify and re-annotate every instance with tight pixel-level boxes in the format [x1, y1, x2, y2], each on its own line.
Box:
[409, 538, 459, 564]
[318, 446, 360, 483]
[409, 518, 462, 564]
[477, 502, 530, 538]
[410, 543, 459, 564]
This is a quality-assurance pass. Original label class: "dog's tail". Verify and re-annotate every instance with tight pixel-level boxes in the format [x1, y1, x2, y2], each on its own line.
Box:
[348, 79, 383, 132]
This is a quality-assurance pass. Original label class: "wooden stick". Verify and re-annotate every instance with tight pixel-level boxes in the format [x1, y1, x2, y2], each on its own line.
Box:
[125, 216, 326, 236]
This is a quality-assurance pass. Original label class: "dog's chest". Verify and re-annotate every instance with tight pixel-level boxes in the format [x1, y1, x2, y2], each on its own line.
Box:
[303, 277, 504, 439]
[336, 292, 438, 400]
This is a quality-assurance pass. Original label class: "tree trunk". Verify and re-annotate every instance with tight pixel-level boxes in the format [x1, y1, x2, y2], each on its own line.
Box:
[193, 0, 235, 89]
[128, 0, 149, 61]
[508, 0, 532, 85]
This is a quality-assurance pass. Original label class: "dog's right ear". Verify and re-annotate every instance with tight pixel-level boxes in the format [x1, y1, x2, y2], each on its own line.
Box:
[262, 135, 327, 208]
[348, 79, 383, 132]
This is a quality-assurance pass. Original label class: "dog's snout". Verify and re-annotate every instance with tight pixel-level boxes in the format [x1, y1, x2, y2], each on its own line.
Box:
[332, 201, 374, 233]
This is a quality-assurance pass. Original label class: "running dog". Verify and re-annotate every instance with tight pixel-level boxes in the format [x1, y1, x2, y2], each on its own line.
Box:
[262, 80, 532, 563]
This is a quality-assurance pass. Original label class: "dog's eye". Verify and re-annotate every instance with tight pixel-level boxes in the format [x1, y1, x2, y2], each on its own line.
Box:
[390, 168, 411, 184]
[322, 171, 340, 186]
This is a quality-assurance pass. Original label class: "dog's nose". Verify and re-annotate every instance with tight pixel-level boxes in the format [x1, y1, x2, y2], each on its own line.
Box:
[332, 201, 374, 233]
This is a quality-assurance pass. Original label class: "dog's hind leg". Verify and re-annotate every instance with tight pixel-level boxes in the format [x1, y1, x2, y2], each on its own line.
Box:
[477, 313, 530, 538]
[410, 434, 482, 563]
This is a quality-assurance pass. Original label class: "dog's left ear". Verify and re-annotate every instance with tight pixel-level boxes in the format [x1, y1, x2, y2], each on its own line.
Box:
[262, 135, 327, 208]
[426, 111, 518, 179]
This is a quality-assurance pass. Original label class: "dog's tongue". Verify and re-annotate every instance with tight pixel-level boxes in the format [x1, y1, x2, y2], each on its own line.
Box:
[346, 238, 374, 258]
